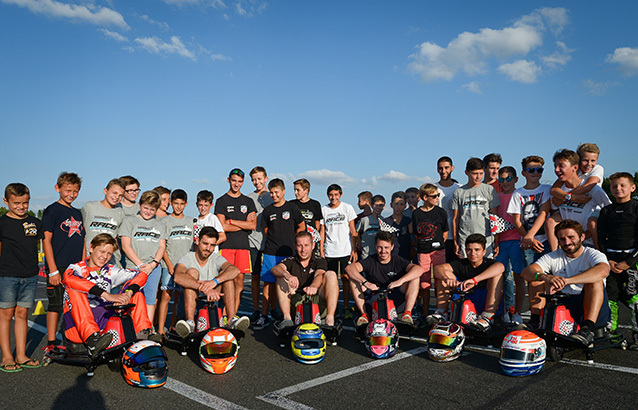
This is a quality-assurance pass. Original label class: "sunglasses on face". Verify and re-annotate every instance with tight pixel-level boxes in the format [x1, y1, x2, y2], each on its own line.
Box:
[427, 194, 440, 199]
[498, 176, 514, 183]
[524, 167, 544, 174]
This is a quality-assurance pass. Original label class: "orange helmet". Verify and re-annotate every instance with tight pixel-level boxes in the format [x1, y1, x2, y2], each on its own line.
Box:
[199, 328, 239, 374]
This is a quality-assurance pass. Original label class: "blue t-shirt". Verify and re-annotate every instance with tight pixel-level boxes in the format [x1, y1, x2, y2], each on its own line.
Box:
[42, 201, 85, 270]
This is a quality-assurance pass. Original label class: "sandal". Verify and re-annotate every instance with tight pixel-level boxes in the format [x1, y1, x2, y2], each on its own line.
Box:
[18, 358, 42, 368]
[0, 363, 22, 373]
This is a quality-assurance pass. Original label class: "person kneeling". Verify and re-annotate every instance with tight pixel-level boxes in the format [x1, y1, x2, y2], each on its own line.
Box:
[429, 233, 505, 333]
[346, 231, 424, 327]
[521, 219, 610, 345]
[63, 234, 160, 357]
[272, 231, 339, 328]
[173, 227, 249, 337]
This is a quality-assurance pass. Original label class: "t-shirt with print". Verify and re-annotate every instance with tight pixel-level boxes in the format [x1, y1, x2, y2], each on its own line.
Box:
[0, 214, 43, 277]
[261, 201, 304, 257]
[115, 203, 138, 217]
[281, 255, 328, 289]
[322, 202, 357, 258]
[553, 183, 611, 244]
[176, 251, 227, 282]
[81, 201, 125, 264]
[359, 254, 411, 288]
[291, 198, 323, 244]
[42, 202, 85, 271]
[535, 247, 608, 295]
[412, 206, 448, 254]
[437, 182, 462, 240]
[248, 191, 273, 251]
[578, 164, 604, 187]
[507, 184, 551, 243]
[382, 215, 412, 260]
[119, 214, 166, 267]
[163, 215, 195, 265]
[497, 192, 520, 242]
[214, 193, 257, 250]
[356, 214, 381, 259]
[451, 184, 499, 245]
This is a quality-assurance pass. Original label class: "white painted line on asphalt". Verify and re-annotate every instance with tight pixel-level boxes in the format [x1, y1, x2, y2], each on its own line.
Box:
[560, 358, 638, 375]
[27, 320, 62, 341]
[164, 378, 249, 410]
[257, 345, 429, 409]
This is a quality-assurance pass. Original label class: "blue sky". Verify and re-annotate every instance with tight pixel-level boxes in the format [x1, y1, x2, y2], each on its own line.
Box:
[1, 1, 636, 217]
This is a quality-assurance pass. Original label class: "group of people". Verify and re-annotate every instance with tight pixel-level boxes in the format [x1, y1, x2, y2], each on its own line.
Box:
[0, 143, 636, 372]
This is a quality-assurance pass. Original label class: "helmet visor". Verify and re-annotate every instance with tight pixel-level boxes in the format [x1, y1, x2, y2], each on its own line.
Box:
[429, 333, 460, 348]
[201, 342, 236, 359]
[368, 336, 393, 346]
[501, 348, 536, 362]
[293, 339, 324, 349]
[129, 346, 167, 368]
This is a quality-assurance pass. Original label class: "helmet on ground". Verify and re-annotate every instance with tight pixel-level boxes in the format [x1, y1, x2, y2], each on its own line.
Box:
[200, 328, 239, 374]
[428, 321, 465, 362]
[291, 323, 326, 364]
[121, 340, 168, 388]
[365, 319, 398, 359]
[500, 330, 546, 376]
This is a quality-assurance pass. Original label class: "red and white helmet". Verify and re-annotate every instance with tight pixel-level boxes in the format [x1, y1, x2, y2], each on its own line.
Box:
[428, 321, 465, 362]
[365, 319, 398, 359]
[199, 328, 239, 374]
[500, 330, 546, 376]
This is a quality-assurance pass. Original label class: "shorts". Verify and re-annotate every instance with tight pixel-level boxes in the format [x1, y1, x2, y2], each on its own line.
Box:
[160, 267, 179, 291]
[261, 254, 286, 283]
[364, 288, 407, 317]
[47, 269, 66, 313]
[417, 250, 446, 290]
[0, 275, 38, 309]
[495, 240, 525, 274]
[250, 248, 263, 278]
[220, 248, 252, 274]
[521, 241, 549, 267]
[142, 264, 162, 305]
[326, 256, 350, 276]
[563, 290, 611, 328]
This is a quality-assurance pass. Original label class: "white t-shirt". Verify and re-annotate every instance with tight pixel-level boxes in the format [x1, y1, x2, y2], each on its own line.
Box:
[194, 213, 224, 252]
[578, 164, 604, 187]
[553, 183, 611, 244]
[507, 184, 552, 243]
[436, 182, 462, 240]
[535, 247, 608, 295]
[322, 202, 357, 258]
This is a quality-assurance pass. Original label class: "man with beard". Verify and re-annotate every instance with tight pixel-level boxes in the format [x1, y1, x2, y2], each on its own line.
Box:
[521, 219, 610, 345]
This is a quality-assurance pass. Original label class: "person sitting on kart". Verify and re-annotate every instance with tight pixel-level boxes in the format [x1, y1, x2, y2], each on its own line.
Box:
[173, 226, 249, 336]
[346, 231, 424, 326]
[271, 231, 340, 328]
[428, 233, 505, 332]
[62, 234, 160, 357]
[521, 219, 610, 345]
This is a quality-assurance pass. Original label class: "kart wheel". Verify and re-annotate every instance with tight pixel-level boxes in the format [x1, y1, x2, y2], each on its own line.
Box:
[107, 357, 122, 372]
[548, 346, 563, 362]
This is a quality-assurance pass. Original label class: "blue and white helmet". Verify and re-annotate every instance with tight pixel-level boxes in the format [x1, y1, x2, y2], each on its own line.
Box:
[500, 330, 546, 376]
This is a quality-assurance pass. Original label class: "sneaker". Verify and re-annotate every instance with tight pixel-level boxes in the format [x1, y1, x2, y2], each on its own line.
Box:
[356, 314, 369, 327]
[400, 312, 414, 325]
[469, 314, 492, 333]
[279, 319, 294, 329]
[175, 319, 195, 338]
[343, 306, 355, 320]
[228, 316, 250, 331]
[250, 310, 261, 325]
[270, 309, 283, 321]
[41, 344, 56, 356]
[136, 328, 162, 342]
[425, 310, 448, 326]
[571, 326, 595, 346]
[86, 332, 113, 357]
[252, 315, 270, 330]
[510, 313, 524, 325]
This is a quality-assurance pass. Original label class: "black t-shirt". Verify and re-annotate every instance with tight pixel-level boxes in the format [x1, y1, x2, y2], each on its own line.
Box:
[261, 201, 305, 256]
[282, 255, 328, 289]
[42, 202, 85, 271]
[290, 198, 322, 241]
[598, 199, 638, 266]
[412, 206, 449, 253]
[359, 254, 411, 288]
[0, 214, 44, 277]
[383, 216, 412, 260]
[448, 258, 498, 289]
[214, 193, 257, 250]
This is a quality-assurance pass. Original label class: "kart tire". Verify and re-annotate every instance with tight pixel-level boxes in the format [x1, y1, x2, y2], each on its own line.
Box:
[107, 357, 122, 372]
[548, 346, 563, 362]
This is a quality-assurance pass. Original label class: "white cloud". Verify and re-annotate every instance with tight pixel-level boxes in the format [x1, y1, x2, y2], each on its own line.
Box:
[541, 41, 574, 69]
[140, 14, 170, 31]
[407, 7, 567, 83]
[211, 53, 232, 62]
[234, 1, 268, 17]
[606, 47, 638, 77]
[498, 60, 541, 83]
[297, 169, 357, 186]
[163, 0, 226, 8]
[135, 36, 197, 61]
[462, 81, 482, 94]
[2, 0, 128, 29]
[98, 28, 128, 42]
[582, 79, 616, 96]
[378, 170, 416, 182]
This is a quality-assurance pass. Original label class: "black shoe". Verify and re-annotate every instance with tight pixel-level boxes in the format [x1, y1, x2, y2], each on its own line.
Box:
[270, 309, 283, 321]
[250, 310, 261, 325]
[86, 332, 113, 357]
[571, 326, 595, 346]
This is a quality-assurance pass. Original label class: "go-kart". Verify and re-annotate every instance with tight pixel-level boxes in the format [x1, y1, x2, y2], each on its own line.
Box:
[532, 292, 626, 363]
[42, 303, 138, 376]
[354, 287, 421, 339]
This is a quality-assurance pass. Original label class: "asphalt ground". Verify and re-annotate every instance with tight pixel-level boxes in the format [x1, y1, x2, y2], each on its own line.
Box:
[2, 276, 638, 409]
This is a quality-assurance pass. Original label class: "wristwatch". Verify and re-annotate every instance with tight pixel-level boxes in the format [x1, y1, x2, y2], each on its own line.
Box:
[564, 193, 572, 202]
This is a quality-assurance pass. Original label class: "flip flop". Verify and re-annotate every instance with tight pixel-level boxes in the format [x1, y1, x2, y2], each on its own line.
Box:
[18, 358, 41, 368]
[0, 363, 22, 373]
